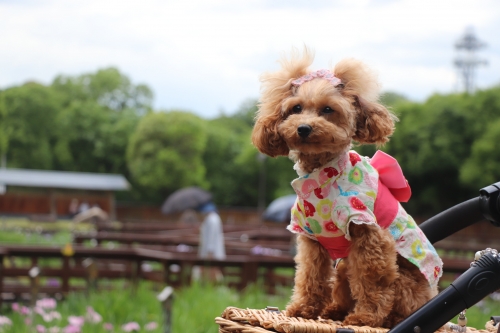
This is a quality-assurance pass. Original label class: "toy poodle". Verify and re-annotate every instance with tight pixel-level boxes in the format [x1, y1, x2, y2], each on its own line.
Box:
[251, 48, 443, 328]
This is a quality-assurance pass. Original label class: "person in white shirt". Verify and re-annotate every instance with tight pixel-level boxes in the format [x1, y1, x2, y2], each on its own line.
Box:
[198, 202, 226, 260]
[192, 202, 225, 282]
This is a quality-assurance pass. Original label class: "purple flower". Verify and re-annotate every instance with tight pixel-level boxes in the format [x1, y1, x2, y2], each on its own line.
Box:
[122, 322, 140, 332]
[36, 298, 57, 310]
[47, 279, 60, 287]
[103, 322, 114, 331]
[145, 321, 158, 331]
[68, 316, 85, 327]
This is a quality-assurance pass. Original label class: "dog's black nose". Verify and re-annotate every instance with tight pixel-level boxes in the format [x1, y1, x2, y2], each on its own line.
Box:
[297, 124, 312, 138]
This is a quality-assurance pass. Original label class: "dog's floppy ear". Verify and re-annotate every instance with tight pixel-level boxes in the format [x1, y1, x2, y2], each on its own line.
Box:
[334, 58, 396, 145]
[252, 48, 314, 156]
[352, 97, 396, 144]
[252, 114, 290, 157]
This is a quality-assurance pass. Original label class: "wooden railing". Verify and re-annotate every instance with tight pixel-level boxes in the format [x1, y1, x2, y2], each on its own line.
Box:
[0, 244, 295, 307]
[1, 219, 496, 306]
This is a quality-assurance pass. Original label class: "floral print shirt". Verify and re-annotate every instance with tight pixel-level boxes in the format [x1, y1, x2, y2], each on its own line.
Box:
[287, 150, 443, 288]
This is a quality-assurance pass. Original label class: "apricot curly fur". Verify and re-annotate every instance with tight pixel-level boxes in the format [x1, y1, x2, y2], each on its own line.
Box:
[252, 48, 438, 328]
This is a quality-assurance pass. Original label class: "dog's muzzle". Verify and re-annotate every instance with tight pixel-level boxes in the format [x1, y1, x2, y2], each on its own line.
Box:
[297, 124, 312, 138]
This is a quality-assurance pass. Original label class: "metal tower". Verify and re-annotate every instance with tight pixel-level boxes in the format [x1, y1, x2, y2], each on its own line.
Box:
[454, 27, 487, 94]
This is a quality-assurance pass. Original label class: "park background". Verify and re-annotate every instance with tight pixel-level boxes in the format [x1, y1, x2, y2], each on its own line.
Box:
[1, 1, 500, 332]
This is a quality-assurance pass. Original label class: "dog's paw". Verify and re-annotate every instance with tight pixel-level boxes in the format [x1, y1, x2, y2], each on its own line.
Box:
[286, 305, 321, 319]
[320, 305, 347, 321]
[343, 313, 384, 328]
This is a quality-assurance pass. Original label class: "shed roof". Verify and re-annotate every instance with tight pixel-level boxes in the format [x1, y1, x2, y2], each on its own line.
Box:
[0, 169, 129, 191]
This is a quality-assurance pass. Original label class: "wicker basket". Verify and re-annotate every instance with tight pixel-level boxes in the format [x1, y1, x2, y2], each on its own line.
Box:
[215, 307, 499, 333]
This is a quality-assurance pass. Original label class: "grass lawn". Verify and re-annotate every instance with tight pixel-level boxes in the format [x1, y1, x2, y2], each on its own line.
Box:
[0, 281, 290, 333]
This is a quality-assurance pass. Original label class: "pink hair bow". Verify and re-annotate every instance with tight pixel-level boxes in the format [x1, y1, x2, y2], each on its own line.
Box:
[370, 151, 411, 202]
[291, 69, 342, 87]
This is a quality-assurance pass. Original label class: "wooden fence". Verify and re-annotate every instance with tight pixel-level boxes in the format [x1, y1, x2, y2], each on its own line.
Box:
[0, 244, 295, 308]
[1, 219, 498, 307]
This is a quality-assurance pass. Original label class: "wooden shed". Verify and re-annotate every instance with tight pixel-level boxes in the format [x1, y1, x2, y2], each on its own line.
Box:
[0, 168, 129, 220]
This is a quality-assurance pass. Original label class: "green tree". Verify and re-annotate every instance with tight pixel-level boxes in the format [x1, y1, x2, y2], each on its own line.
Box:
[49, 67, 152, 175]
[52, 67, 153, 115]
[53, 101, 140, 174]
[380, 91, 409, 108]
[0, 91, 7, 162]
[382, 87, 500, 216]
[202, 124, 247, 206]
[228, 138, 296, 208]
[2, 82, 63, 169]
[232, 98, 258, 127]
[127, 111, 208, 201]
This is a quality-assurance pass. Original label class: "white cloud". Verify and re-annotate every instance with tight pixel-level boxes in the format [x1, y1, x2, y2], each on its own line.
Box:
[0, 0, 499, 118]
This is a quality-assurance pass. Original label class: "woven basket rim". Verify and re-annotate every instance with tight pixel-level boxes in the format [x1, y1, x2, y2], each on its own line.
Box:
[216, 307, 498, 333]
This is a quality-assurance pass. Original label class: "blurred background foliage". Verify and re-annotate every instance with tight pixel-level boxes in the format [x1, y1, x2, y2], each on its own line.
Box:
[1, 68, 499, 217]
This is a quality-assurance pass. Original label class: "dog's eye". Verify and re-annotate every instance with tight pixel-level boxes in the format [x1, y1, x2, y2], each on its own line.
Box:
[322, 106, 334, 114]
[292, 105, 302, 114]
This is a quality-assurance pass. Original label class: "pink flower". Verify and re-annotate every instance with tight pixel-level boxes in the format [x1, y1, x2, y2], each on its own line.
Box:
[103, 322, 114, 331]
[36, 298, 57, 310]
[85, 306, 102, 324]
[25, 317, 33, 325]
[122, 322, 140, 332]
[0, 316, 12, 326]
[43, 311, 62, 322]
[11, 303, 20, 312]
[49, 327, 61, 333]
[36, 325, 47, 333]
[62, 325, 81, 333]
[145, 322, 158, 331]
[68, 316, 85, 327]
[34, 306, 46, 315]
[50, 311, 62, 320]
[21, 306, 32, 315]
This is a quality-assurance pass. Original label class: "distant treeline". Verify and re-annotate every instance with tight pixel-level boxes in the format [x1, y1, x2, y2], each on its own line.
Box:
[1, 68, 499, 217]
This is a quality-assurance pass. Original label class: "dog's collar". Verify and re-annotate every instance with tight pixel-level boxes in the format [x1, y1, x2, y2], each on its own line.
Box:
[291, 69, 342, 88]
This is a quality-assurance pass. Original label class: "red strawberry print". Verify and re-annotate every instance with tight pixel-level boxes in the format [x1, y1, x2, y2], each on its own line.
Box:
[314, 188, 324, 199]
[434, 266, 441, 278]
[349, 152, 361, 166]
[303, 200, 316, 217]
[323, 167, 339, 178]
[349, 197, 366, 210]
[325, 221, 339, 232]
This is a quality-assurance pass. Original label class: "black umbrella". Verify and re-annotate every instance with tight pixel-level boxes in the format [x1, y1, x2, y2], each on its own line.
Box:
[161, 187, 213, 215]
[262, 194, 297, 222]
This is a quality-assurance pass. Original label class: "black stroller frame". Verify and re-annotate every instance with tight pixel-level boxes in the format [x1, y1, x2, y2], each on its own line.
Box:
[390, 181, 500, 333]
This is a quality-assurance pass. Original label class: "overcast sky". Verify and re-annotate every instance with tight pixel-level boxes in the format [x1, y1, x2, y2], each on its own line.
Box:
[1, 0, 499, 118]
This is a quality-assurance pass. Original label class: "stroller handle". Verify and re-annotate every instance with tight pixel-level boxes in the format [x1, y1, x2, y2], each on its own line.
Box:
[419, 181, 500, 244]
[389, 181, 500, 333]
[389, 250, 500, 333]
